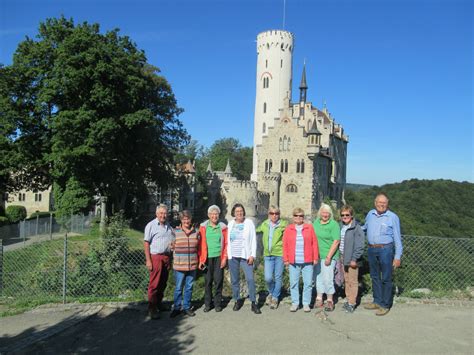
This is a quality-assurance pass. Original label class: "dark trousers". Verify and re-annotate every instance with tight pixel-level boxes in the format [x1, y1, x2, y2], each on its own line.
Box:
[204, 256, 224, 308]
[148, 254, 170, 311]
[368, 245, 394, 309]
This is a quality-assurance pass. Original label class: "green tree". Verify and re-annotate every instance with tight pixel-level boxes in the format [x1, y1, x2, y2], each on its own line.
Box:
[0, 17, 188, 218]
[206, 138, 253, 180]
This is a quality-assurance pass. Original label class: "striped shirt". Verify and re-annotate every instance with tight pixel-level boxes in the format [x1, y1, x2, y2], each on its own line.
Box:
[340, 224, 349, 254]
[173, 228, 199, 272]
[295, 224, 305, 264]
[144, 219, 176, 254]
[230, 222, 245, 258]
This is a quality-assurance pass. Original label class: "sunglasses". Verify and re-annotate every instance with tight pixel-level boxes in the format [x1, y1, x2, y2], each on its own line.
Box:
[340, 213, 351, 217]
[293, 214, 304, 217]
[269, 212, 280, 215]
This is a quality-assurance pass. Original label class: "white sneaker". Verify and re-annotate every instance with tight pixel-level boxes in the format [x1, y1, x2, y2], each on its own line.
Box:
[303, 305, 311, 313]
[290, 304, 298, 312]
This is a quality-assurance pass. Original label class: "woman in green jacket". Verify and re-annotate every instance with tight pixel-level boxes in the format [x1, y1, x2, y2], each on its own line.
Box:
[256, 206, 288, 309]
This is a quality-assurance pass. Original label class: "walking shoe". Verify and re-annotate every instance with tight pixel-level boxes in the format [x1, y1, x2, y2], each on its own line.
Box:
[324, 300, 334, 312]
[270, 298, 279, 310]
[233, 299, 243, 311]
[251, 302, 262, 314]
[148, 309, 160, 320]
[203, 305, 212, 312]
[290, 304, 298, 312]
[364, 303, 381, 310]
[265, 294, 273, 306]
[183, 309, 195, 317]
[215, 306, 222, 312]
[341, 301, 349, 311]
[345, 304, 355, 313]
[303, 305, 311, 313]
[170, 309, 181, 318]
[376, 307, 390, 316]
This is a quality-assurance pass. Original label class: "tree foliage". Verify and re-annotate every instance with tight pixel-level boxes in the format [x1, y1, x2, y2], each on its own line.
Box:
[6, 205, 27, 223]
[0, 16, 188, 217]
[345, 179, 474, 238]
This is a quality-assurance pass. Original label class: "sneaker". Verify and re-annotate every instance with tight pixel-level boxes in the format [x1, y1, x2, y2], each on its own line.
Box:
[265, 294, 273, 306]
[148, 309, 159, 320]
[203, 305, 212, 313]
[184, 309, 195, 317]
[290, 304, 298, 312]
[376, 307, 390, 316]
[215, 306, 222, 312]
[345, 304, 355, 313]
[364, 303, 381, 310]
[303, 305, 311, 313]
[233, 299, 243, 311]
[251, 302, 262, 314]
[170, 309, 181, 318]
[270, 298, 279, 310]
[341, 301, 349, 311]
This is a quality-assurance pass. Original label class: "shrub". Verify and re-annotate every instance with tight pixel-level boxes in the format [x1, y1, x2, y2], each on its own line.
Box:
[6, 205, 27, 223]
[29, 211, 53, 219]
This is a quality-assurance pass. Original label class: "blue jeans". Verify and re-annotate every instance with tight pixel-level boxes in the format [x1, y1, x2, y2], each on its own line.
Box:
[314, 259, 336, 295]
[173, 270, 196, 311]
[368, 244, 394, 309]
[229, 257, 257, 302]
[264, 256, 284, 300]
[289, 263, 313, 306]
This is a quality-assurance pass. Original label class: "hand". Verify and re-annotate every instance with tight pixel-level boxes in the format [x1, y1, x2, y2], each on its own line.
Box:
[324, 257, 331, 266]
[313, 260, 319, 265]
[247, 256, 254, 265]
[350, 260, 357, 269]
[284, 261, 289, 266]
[393, 259, 401, 269]
[220, 259, 227, 269]
[199, 262, 205, 270]
[170, 241, 175, 251]
[146, 260, 153, 271]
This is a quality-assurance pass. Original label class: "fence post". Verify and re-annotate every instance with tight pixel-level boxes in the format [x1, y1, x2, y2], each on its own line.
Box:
[35, 215, 39, 237]
[0, 239, 3, 296]
[62, 233, 68, 304]
[50, 213, 53, 240]
[22, 220, 26, 245]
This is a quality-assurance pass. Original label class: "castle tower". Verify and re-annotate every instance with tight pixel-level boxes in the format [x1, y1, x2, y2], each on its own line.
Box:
[251, 30, 294, 181]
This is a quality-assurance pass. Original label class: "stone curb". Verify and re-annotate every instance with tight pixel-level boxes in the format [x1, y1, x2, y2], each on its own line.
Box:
[0, 305, 103, 354]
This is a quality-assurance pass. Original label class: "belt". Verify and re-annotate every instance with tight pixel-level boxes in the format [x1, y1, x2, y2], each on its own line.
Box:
[155, 252, 172, 256]
[368, 243, 392, 248]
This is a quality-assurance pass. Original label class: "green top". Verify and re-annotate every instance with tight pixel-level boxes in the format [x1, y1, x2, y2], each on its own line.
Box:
[313, 218, 340, 259]
[256, 219, 288, 257]
[206, 224, 222, 258]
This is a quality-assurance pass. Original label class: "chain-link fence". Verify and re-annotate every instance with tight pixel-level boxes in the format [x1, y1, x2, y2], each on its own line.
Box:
[0, 214, 95, 248]
[0, 234, 472, 310]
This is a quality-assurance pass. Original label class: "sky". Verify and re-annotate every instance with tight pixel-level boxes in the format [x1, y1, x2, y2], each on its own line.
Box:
[1, 0, 472, 185]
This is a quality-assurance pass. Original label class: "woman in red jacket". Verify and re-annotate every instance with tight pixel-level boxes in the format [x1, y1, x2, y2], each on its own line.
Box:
[283, 207, 319, 312]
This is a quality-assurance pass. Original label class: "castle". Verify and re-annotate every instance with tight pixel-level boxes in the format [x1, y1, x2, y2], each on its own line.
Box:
[206, 30, 348, 221]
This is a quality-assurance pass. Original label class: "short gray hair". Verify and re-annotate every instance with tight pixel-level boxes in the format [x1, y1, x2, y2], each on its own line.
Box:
[156, 204, 168, 213]
[268, 205, 280, 214]
[207, 205, 221, 215]
[179, 210, 192, 220]
[317, 203, 333, 219]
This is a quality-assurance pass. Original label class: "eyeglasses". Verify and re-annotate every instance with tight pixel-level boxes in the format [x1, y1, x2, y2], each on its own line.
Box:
[293, 214, 304, 218]
[340, 214, 351, 217]
[269, 212, 280, 215]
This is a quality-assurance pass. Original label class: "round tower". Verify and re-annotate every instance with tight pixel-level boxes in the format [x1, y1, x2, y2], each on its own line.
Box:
[251, 30, 294, 181]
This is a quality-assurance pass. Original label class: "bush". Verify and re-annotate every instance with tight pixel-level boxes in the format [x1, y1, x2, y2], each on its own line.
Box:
[6, 205, 27, 223]
[29, 211, 53, 219]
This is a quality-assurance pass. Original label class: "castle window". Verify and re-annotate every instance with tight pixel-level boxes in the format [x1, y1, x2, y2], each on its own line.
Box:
[263, 102, 267, 113]
[296, 159, 300, 173]
[263, 77, 269, 89]
[285, 159, 288, 173]
[301, 159, 305, 173]
[18, 193, 26, 202]
[280, 159, 284, 173]
[35, 193, 42, 202]
[262, 122, 266, 134]
[286, 184, 298, 193]
[265, 159, 269, 173]
[281, 59, 283, 68]
[287, 138, 291, 151]
[283, 136, 287, 151]
[269, 159, 273, 172]
[265, 59, 268, 68]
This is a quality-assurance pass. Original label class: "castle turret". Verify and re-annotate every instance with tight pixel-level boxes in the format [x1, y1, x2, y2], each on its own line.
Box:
[299, 63, 308, 104]
[251, 30, 294, 182]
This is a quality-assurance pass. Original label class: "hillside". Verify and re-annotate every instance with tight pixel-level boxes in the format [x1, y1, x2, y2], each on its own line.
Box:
[344, 179, 474, 238]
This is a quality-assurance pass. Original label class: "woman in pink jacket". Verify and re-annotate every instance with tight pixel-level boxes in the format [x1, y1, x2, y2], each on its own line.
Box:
[283, 207, 319, 312]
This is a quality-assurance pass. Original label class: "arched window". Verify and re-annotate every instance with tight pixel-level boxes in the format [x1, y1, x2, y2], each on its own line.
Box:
[296, 159, 300, 173]
[280, 159, 284, 173]
[262, 122, 266, 134]
[287, 138, 291, 151]
[269, 159, 273, 172]
[301, 159, 305, 173]
[286, 184, 298, 193]
[285, 159, 288, 173]
[263, 102, 267, 113]
[283, 136, 287, 151]
[265, 159, 268, 173]
[279, 138, 283, 151]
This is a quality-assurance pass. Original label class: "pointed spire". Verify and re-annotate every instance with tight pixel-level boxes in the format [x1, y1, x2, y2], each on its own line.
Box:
[206, 160, 212, 173]
[299, 61, 308, 103]
[224, 159, 232, 175]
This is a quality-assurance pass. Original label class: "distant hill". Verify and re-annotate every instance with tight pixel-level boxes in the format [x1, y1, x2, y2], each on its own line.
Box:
[344, 179, 474, 238]
[346, 183, 377, 191]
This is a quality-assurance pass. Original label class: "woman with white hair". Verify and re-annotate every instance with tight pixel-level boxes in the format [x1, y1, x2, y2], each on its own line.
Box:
[313, 203, 341, 311]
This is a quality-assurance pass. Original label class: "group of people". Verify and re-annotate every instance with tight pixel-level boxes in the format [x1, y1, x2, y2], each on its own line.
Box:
[143, 192, 403, 319]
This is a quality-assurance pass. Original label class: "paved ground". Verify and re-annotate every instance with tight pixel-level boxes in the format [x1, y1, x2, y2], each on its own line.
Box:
[1, 300, 472, 354]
